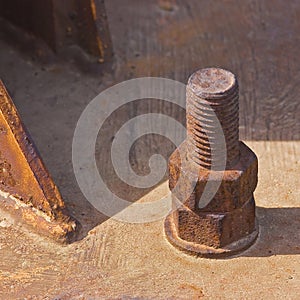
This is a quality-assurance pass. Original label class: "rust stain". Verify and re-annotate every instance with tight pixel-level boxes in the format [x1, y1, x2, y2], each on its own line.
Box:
[0, 151, 16, 187]
[121, 55, 182, 77]
[158, 0, 176, 12]
[90, 0, 105, 59]
[158, 19, 206, 48]
[178, 283, 205, 298]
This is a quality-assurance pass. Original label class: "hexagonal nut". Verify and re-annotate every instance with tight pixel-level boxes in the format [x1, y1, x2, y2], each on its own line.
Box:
[169, 141, 258, 212]
[174, 196, 256, 248]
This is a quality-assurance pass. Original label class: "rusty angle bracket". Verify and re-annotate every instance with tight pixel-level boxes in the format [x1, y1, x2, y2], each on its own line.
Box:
[0, 81, 78, 243]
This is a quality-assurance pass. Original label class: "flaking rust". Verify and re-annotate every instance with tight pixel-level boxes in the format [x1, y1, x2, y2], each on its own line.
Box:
[164, 68, 258, 257]
[0, 80, 78, 243]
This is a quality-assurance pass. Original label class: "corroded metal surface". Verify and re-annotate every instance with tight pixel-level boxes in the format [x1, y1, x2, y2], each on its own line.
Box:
[164, 68, 258, 257]
[0, 81, 77, 243]
[0, 0, 298, 296]
[186, 68, 240, 168]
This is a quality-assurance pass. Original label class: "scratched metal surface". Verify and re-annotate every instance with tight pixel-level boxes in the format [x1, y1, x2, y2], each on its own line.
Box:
[0, 0, 299, 298]
[0, 141, 299, 299]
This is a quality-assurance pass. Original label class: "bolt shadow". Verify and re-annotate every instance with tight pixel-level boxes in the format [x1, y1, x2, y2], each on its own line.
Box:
[240, 207, 300, 257]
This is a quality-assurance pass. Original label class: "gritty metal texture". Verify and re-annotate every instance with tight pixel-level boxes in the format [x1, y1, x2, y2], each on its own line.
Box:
[0, 80, 78, 243]
[164, 68, 258, 257]
[0, 0, 298, 296]
[186, 68, 240, 168]
[0, 0, 113, 61]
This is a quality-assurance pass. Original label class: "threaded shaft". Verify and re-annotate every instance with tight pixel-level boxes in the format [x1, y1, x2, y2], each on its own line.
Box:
[186, 68, 240, 169]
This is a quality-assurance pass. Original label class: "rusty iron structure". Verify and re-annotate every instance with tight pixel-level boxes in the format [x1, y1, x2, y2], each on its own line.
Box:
[164, 68, 258, 257]
[0, 81, 78, 243]
[0, 0, 112, 62]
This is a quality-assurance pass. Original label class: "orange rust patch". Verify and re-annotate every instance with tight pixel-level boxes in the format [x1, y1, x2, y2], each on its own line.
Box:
[0, 80, 78, 242]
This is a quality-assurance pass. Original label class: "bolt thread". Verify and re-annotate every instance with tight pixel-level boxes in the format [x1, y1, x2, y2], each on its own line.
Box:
[186, 69, 240, 169]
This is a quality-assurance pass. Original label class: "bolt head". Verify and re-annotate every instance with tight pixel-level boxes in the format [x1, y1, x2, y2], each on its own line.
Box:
[187, 68, 237, 99]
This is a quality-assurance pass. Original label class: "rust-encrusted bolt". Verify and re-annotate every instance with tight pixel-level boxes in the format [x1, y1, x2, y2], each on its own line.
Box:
[164, 68, 258, 257]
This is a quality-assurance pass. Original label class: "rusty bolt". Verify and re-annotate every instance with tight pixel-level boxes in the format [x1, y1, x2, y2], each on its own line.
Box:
[164, 68, 258, 257]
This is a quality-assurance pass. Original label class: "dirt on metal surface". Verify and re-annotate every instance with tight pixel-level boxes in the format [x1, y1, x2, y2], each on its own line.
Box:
[0, 81, 77, 243]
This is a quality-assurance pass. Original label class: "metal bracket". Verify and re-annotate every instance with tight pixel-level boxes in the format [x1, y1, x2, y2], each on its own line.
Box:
[0, 81, 78, 243]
